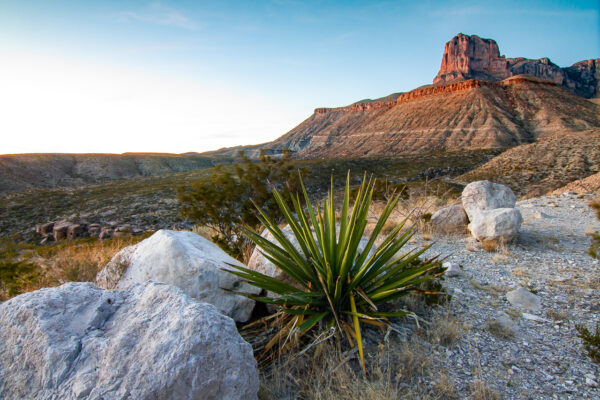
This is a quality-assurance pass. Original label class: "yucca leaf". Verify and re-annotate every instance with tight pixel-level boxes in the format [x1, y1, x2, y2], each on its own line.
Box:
[291, 193, 325, 269]
[349, 289, 366, 376]
[298, 312, 328, 331]
[336, 172, 351, 262]
[250, 201, 315, 278]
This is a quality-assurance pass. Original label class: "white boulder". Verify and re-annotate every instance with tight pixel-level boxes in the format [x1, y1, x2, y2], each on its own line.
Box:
[430, 205, 469, 234]
[96, 230, 260, 322]
[468, 208, 523, 242]
[0, 282, 259, 400]
[461, 180, 516, 220]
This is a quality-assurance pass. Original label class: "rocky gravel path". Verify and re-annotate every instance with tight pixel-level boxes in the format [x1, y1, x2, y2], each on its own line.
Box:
[412, 193, 600, 399]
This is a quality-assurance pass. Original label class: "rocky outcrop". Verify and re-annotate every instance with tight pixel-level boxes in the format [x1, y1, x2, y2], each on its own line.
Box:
[434, 33, 510, 84]
[0, 281, 259, 400]
[96, 230, 260, 322]
[35, 220, 144, 243]
[434, 33, 599, 98]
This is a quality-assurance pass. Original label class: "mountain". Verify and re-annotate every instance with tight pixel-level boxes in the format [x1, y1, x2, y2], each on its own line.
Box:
[208, 34, 599, 160]
[0, 153, 231, 193]
[228, 76, 598, 159]
[434, 33, 599, 99]
[457, 130, 600, 197]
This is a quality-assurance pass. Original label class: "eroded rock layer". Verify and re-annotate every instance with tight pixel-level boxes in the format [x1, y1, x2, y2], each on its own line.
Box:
[264, 77, 599, 159]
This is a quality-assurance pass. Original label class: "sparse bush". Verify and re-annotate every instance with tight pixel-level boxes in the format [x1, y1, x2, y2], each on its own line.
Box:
[227, 175, 442, 373]
[177, 149, 305, 259]
[576, 322, 600, 363]
[0, 238, 41, 300]
[0, 235, 151, 300]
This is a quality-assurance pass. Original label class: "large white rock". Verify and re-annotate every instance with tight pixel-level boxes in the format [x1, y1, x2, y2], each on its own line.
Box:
[461, 180, 516, 220]
[0, 282, 259, 400]
[430, 204, 469, 234]
[247, 225, 376, 284]
[468, 208, 523, 242]
[96, 230, 260, 322]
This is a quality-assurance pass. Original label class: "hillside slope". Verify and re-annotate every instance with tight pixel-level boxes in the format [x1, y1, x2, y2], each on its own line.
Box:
[457, 130, 600, 197]
[258, 77, 599, 159]
[0, 153, 230, 193]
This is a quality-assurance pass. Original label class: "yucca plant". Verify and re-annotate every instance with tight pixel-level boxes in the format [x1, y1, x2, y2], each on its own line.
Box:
[226, 174, 442, 374]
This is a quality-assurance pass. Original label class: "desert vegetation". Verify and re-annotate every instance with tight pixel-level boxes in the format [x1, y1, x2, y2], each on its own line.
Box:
[227, 175, 443, 373]
[0, 234, 151, 301]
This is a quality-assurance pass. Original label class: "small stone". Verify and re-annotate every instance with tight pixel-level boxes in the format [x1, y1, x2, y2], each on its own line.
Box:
[444, 262, 462, 277]
[522, 313, 549, 322]
[532, 210, 551, 219]
[506, 287, 541, 312]
[586, 377, 598, 388]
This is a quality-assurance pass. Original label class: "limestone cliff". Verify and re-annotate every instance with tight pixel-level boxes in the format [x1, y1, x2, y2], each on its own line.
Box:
[434, 33, 599, 98]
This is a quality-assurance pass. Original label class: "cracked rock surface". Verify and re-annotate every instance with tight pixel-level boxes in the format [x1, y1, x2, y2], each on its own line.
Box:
[0, 281, 259, 400]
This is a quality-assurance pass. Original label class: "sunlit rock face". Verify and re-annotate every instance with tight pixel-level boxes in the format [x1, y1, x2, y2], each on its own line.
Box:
[434, 33, 599, 99]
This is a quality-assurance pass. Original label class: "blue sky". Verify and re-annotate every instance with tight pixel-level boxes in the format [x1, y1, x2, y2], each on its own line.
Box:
[0, 0, 598, 154]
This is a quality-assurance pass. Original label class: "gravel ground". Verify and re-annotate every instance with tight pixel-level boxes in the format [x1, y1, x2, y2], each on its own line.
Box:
[408, 193, 600, 399]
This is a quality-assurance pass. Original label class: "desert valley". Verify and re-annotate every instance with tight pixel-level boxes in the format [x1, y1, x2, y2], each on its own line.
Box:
[1, 31, 599, 400]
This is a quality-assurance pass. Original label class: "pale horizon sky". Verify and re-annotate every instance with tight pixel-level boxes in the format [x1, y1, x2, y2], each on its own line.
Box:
[0, 0, 598, 154]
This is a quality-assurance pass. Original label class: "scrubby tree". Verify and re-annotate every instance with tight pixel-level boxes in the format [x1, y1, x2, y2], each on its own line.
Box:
[177, 149, 304, 259]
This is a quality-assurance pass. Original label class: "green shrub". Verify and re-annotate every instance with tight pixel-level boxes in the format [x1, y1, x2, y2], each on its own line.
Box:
[226, 174, 442, 374]
[0, 238, 41, 299]
[0, 260, 41, 299]
[576, 322, 600, 363]
[177, 149, 305, 259]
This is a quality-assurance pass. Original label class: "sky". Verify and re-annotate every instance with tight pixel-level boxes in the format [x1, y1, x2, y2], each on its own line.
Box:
[0, 0, 598, 154]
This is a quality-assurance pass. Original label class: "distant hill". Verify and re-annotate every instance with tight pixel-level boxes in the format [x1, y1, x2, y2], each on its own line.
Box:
[457, 130, 600, 197]
[0, 153, 231, 193]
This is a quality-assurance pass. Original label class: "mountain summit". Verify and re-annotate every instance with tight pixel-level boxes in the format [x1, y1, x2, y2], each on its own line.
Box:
[434, 33, 599, 98]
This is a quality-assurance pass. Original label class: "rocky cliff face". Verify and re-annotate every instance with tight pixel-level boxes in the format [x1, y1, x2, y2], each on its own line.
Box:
[434, 34, 511, 83]
[434, 33, 599, 98]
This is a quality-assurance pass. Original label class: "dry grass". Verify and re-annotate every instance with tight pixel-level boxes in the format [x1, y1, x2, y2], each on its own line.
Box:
[546, 309, 570, 322]
[427, 312, 465, 346]
[510, 267, 531, 278]
[258, 335, 455, 400]
[469, 280, 507, 297]
[470, 379, 501, 400]
[1, 235, 151, 299]
[481, 240, 500, 252]
[487, 320, 515, 339]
